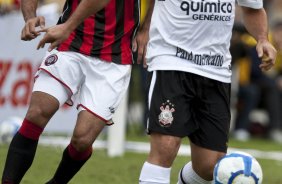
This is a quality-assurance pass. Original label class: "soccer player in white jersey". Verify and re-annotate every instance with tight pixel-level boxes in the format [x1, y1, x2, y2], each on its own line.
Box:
[137, 0, 277, 183]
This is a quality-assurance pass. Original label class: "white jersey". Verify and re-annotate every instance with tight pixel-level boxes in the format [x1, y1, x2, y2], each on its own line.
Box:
[146, 0, 263, 83]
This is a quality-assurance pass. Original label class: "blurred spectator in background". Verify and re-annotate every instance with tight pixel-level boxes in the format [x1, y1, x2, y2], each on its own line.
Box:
[271, 18, 282, 68]
[272, 17, 282, 142]
[0, 0, 20, 15]
[232, 35, 282, 143]
[231, 14, 282, 143]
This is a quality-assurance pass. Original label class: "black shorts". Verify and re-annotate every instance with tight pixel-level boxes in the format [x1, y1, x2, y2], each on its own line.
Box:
[146, 70, 231, 152]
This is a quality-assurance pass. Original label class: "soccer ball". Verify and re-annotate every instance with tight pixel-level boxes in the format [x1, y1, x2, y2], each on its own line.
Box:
[214, 151, 263, 184]
[0, 117, 22, 144]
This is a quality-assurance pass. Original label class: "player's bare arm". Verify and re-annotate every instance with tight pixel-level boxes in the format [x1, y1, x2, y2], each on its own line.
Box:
[21, 0, 45, 41]
[37, 0, 110, 51]
[132, 0, 155, 67]
[241, 7, 277, 71]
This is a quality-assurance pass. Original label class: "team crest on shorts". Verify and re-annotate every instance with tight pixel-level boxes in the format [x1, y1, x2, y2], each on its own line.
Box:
[45, 54, 58, 66]
[158, 100, 175, 127]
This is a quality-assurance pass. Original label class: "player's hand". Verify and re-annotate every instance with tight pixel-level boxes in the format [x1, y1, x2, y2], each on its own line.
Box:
[132, 28, 149, 68]
[21, 16, 45, 41]
[37, 24, 72, 51]
[256, 39, 277, 72]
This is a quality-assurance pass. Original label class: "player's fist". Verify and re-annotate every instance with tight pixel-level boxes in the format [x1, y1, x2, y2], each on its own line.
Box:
[256, 39, 277, 71]
[21, 16, 45, 41]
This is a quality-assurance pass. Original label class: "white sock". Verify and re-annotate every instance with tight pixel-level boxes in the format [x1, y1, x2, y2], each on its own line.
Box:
[139, 161, 171, 184]
[177, 162, 212, 184]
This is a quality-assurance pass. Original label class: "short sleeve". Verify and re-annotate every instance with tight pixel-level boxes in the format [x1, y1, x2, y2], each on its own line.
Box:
[237, 0, 263, 9]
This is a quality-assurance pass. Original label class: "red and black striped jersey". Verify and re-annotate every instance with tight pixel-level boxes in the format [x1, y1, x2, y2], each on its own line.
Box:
[57, 0, 140, 65]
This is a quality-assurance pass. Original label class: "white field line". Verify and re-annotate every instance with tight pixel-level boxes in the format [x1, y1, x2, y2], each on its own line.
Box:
[39, 136, 282, 161]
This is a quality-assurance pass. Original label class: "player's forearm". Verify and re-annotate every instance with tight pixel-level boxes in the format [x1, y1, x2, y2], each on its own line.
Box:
[140, 0, 155, 31]
[241, 7, 269, 42]
[21, 0, 38, 22]
[64, 0, 110, 31]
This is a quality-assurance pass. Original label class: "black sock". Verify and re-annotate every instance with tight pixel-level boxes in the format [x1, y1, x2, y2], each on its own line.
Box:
[2, 132, 38, 184]
[46, 147, 91, 184]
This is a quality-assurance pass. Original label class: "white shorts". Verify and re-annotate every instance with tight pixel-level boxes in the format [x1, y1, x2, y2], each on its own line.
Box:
[33, 50, 132, 124]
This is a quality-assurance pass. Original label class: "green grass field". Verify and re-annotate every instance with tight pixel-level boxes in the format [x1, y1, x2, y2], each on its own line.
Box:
[1, 134, 282, 184]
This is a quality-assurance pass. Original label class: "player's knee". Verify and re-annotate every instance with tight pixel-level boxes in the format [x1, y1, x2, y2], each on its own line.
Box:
[71, 136, 92, 152]
[26, 104, 57, 126]
[159, 137, 180, 154]
[159, 142, 179, 158]
[149, 135, 181, 167]
[26, 106, 46, 123]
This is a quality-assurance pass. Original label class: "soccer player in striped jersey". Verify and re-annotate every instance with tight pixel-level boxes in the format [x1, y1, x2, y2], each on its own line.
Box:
[1, 0, 153, 183]
[138, 0, 277, 184]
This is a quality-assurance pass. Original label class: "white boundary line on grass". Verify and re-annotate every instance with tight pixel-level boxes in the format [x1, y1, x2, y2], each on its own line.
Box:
[39, 136, 282, 161]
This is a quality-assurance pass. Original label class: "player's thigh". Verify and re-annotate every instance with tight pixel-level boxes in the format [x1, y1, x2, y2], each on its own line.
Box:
[189, 77, 230, 152]
[26, 72, 69, 127]
[146, 71, 198, 137]
[148, 133, 182, 167]
[71, 110, 106, 151]
[190, 141, 225, 180]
